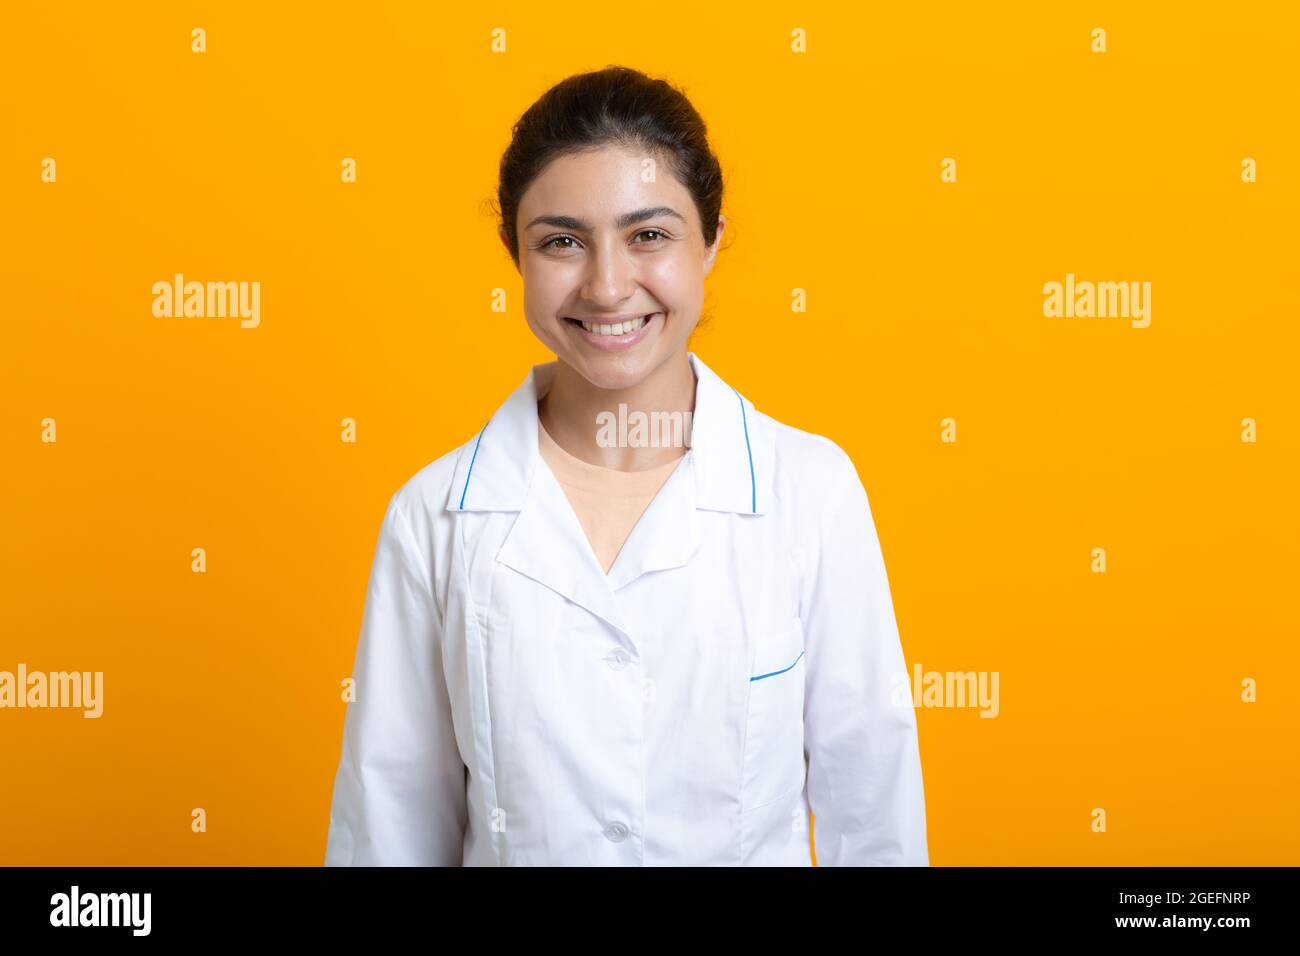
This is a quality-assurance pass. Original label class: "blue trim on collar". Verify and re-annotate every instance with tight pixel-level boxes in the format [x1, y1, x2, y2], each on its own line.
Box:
[458, 420, 489, 509]
[732, 386, 756, 513]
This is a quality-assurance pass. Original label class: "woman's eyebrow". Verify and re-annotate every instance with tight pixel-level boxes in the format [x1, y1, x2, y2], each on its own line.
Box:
[524, 206, 686, 231]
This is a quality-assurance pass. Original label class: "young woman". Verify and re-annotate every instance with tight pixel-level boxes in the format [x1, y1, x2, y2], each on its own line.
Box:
[325, 66, 929, 866]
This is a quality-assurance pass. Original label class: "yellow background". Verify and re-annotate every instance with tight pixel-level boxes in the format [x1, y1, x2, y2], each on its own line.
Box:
[1, 2, 1296, 865]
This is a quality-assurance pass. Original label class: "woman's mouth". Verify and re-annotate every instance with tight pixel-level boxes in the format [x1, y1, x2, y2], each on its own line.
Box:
[563, 312, 662, 351]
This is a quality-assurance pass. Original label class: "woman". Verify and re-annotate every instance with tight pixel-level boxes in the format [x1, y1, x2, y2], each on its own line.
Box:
[324, 66, 929, 866]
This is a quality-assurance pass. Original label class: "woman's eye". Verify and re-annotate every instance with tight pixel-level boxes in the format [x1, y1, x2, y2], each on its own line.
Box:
[540, 230, 666, 251]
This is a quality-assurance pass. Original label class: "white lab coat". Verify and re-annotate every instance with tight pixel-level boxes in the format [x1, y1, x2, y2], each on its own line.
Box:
[324, 351, 929, 866]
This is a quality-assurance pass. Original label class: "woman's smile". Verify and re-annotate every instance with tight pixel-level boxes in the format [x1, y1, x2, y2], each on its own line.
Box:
[563, 311, 663, 351]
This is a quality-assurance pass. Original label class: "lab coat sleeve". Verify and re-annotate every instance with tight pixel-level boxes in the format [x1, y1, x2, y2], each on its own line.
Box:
[802, 452, 929, 866]
[324, 492, 467, 865]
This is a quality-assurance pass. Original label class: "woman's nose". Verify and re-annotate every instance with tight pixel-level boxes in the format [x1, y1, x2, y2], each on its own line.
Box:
[579, 244, 637, 305]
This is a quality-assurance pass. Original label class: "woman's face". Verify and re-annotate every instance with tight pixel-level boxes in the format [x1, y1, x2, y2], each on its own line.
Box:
[504, 144, 723, 391]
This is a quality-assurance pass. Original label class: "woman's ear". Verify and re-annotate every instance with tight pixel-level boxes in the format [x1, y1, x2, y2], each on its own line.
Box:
[702, 215, 725, 278]
[497, 225, 522, 273]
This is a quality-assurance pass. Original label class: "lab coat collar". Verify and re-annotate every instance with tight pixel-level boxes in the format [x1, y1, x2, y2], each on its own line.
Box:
[444, 352, 773, 635]
[445, 351, 774, 518]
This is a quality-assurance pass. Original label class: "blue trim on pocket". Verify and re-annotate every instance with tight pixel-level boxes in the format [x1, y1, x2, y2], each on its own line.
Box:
[750, 650, 804, 682]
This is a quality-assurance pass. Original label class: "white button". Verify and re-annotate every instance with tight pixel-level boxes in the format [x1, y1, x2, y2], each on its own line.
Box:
[603, 649, 631, 670]
[603, 821, 630, 842]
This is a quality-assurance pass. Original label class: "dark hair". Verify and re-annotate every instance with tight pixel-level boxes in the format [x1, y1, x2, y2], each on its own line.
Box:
[494, 66, 725, 267]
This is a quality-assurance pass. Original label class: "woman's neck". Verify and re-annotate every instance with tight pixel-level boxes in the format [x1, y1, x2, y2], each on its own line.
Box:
[538, 351, 696, 471]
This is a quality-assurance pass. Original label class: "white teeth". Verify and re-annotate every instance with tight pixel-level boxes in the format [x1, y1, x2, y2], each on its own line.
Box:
[578, 315, 651, 335]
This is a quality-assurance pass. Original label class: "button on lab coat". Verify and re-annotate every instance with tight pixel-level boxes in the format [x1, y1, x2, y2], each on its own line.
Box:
[324, 351, 929, 866]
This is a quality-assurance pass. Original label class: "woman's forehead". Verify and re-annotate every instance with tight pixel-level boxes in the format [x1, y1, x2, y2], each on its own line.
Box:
[521, 149, 694, 221]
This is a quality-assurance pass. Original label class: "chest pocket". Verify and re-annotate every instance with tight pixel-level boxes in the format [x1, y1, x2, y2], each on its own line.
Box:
[742, 616, 807, 811]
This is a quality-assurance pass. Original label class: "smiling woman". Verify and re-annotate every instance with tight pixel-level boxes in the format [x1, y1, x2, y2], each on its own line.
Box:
[324, 65, 930, 867]
[498, 74, 724, 405]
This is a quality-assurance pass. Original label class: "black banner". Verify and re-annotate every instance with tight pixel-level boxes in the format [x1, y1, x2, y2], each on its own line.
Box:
[0, 866, 1290, 941]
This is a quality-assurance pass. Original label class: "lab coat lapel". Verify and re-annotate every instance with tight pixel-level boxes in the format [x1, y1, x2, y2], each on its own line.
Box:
[446, 360, 628, 638]
[445, 351, 775, 638]
[496, 458, 629, 638]
[604, 351, 770, 587]
[603, 454, 699, 591]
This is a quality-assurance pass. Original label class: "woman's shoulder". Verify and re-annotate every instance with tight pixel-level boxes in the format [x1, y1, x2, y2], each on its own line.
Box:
[745, 406, 882, 537]
[382, 433, 482, 532]
[754, 408, 861, 490]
